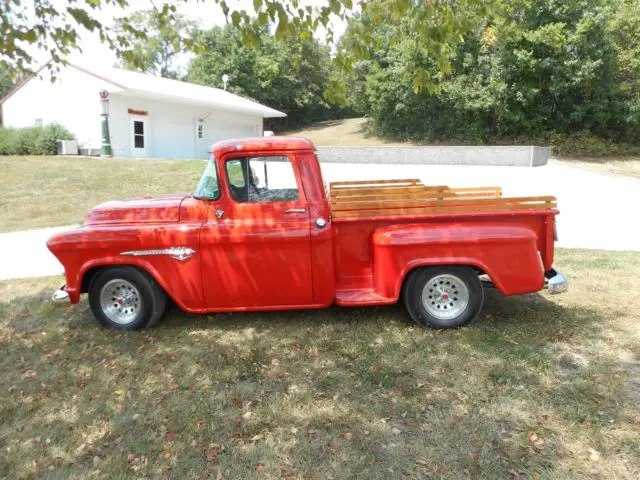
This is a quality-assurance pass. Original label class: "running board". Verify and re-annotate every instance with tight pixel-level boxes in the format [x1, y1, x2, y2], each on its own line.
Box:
[335, 289, 396, 307]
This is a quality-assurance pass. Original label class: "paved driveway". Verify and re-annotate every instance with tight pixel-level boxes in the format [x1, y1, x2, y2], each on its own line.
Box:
[0, 226, 76, 281]
[0, 160, 638, 281]
[321, 160, 640, 252]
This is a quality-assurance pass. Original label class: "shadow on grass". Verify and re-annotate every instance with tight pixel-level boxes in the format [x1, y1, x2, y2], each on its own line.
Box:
[1, 286, 637, 479]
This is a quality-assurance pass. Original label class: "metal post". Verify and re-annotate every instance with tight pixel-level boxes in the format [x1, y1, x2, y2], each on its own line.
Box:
[99, 90, 113, 157]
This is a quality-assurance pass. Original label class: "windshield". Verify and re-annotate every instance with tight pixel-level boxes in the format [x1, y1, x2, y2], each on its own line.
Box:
[193, 154, 220, 200]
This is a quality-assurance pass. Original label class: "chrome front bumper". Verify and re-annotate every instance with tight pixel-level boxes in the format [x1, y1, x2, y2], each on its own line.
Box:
[52, 286, 70, 303]
[545, 269, 569, 295]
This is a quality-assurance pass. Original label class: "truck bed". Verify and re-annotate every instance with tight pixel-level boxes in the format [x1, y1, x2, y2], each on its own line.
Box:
[329, 179, 556, 219]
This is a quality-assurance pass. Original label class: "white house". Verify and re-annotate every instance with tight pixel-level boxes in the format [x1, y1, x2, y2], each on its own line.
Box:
[0, 64, 286, 158]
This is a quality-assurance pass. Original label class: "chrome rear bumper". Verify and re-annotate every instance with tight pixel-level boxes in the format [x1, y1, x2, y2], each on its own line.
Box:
[545, 269, 569, 295]
[52, 286, 70, 303]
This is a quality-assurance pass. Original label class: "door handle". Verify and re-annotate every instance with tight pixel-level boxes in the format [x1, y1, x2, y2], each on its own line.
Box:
[285, 208, 306, 214]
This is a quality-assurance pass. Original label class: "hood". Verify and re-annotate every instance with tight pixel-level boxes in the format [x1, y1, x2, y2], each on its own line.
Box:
[85, 194, 189, 226]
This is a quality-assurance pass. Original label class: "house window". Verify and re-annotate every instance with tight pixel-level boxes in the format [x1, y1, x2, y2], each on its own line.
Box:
[133, 120, 145, 148]
[197, 122, 204, 139]
[34, 118, 43, 127]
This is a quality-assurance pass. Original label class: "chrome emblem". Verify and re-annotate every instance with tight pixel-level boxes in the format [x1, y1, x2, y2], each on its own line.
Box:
[216, 209, 224, 219]
[121, 247, 196, 261]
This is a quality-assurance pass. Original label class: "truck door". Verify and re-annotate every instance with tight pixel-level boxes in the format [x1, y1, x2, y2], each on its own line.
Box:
[200, 153, 314, 309]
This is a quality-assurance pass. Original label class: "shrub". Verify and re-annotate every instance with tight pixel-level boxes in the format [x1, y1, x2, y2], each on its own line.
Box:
[33, 123, 75, 155]
[548, 132, 640, 158]
[0, 127, 10, 154]
[0, 123, 75, 155]
[8, 127, 40, 155]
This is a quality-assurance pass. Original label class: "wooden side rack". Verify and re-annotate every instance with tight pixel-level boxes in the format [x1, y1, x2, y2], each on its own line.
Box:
[329, 178, 556, 219]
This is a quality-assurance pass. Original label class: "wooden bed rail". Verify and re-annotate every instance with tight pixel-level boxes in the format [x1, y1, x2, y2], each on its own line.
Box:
[329, 179, 555, 219]
[330, 178, 423, 188]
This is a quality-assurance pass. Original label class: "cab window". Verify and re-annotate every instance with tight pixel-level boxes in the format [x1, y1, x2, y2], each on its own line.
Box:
[225, 156, 299, 203]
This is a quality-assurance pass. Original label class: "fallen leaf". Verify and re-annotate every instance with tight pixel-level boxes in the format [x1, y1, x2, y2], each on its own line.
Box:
[242, 411, 252, 420]
[164, 432, 176, 442]
[588, 448, 600, 462]
[205, 448, 219, 462]
[468, 451, 479, 459]
[162, 450, 171, 460]
[256, 463, 265, 473]
[529, 432, 539, 443]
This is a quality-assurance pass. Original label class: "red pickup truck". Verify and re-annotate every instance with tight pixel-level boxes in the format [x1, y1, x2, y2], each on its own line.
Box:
[48, 137, 567, 330]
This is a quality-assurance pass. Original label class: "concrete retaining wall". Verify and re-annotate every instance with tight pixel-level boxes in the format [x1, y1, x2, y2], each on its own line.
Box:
[316, 146, 551, 167]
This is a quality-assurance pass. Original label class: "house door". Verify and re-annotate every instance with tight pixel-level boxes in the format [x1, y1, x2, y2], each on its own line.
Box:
[130, 116, 148, 157]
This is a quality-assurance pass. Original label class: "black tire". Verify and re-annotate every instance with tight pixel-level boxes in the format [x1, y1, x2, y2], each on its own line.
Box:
[403, 265, 484, 329]
[88, 266, 167, 330]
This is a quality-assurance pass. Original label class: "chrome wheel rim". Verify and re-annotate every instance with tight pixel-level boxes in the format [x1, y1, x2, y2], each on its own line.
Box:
[99, 279, 142, 325]
[422, 274, 469, 321]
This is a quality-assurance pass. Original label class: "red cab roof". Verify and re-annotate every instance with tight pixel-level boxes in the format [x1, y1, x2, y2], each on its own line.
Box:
[211, 136, 315, 157]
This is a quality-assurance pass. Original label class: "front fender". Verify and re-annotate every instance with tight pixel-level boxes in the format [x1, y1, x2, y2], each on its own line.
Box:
[372, 222, 545, 299]
[47, 224, 205, 311]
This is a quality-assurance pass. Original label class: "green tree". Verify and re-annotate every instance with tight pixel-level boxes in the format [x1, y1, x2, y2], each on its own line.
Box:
[113, 9, 200, 79]
[344, 0, 635, 145]
[609, 0, 640, 142]
[0, 66, 15, 99]
[0, 0, 488, 96]
[187, 25, 341, 129]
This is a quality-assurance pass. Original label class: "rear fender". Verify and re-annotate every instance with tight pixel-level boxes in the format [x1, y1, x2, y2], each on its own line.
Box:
[372, 222, 545, 299]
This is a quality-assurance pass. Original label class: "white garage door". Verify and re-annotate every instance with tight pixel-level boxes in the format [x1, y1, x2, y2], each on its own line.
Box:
[196, 118, 260, 158]
[152, 114, 195, 159]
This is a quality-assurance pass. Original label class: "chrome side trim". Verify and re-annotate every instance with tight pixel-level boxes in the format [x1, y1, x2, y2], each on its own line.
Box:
[121, 247, 196, 261]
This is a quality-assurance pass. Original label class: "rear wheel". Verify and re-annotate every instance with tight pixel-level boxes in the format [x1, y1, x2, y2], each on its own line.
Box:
[403, 266, 484, 328]
[89, 267, 167, 330]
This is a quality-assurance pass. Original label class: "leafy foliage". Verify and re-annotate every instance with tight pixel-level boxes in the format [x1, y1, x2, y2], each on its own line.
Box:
[609, 0, 640, 142]
[0, 124, 74, 155]
[113, 10, 201, 79]
[187, 25, 348, 130]
[0, 0, 350, 81]
[0, 0, 486, 98]
[0, 66, 15, 99]
[342, 0, 640, 151]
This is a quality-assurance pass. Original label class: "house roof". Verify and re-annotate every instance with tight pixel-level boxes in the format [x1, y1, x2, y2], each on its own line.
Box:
[70, 64, 287, 118]
[1, 63, 287, 119]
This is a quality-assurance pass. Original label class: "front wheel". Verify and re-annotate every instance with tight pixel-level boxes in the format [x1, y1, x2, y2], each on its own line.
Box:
[403, 266, 484, 329]
[88, 266, 167, 330]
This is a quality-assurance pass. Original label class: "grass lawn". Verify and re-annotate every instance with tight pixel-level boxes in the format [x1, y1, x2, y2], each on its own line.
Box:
[0, 156, 204, 233]
[557, 157, 640, 180]
[288, 118, 416, 147]
[1, 249, 638, 479]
